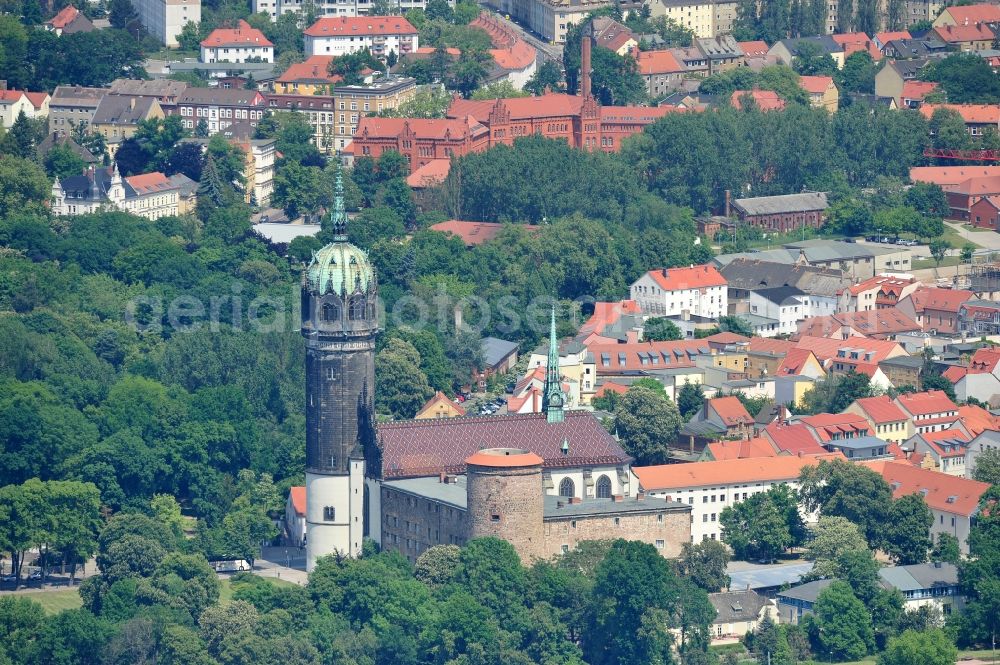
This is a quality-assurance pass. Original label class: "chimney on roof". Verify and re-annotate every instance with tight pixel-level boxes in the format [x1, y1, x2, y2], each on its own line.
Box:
[0, 80, 6, 91]
[129, 97, 136, 110]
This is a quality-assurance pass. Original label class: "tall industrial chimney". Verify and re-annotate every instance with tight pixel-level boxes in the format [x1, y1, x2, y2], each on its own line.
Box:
[581, 32, 592, 99]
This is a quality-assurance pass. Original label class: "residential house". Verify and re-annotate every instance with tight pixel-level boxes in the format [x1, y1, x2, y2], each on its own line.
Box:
[304, 16, 418, 58]
[930, 23, 995, 51]
[878, 354, 924, 390]
[719, 258, 847, 320]
[895, 390, 960, 434]
[472, 337, 519, 389]
[846, 396, 914, 445]
[36, 132, 98, 166]
[910, 165, 1000, 187]
[760, 421, 830, 456]
[896, 287, 974, 335]
[109, 79, 188, 114]
[715, 241, 910, 281]
[797, 335, 906, 382]
[650, 0, 715, 38]
[905, 429, 971, 476]
[745, 337, 796, 378]
[873, 30, 912, 52]
[777, 579, 834, 624]
[864, 460, 990, 553]
[795, 310, 922, 341]
[672, 46, 709, 76]
[708, 590, 777, 643]
[920, 104, 1000, 138]
[879, 562, 965, 615]
[948, 346, 1000, 405]
[738, 40, 770, 59]
[839, 274, 920, 313]
[823, 435, 893, 460]
[900, 81, 939, 109]
[414, 391, 466, 420]
[592, 17, 638, 55]
[934, 3, 1000, 27]
[273, 55, 346, 94]
[966, 428, 1000, 479]
[636, 50, 686, 98]
[799, 75, 838, 112]
[696, 35, 744, 75]
[731, 192, 829, 232]
[0, 89, 50, 128]
[90, 96, 164, 151]
[700, 437, 779, 461]
[882, 37, 949, 60]
[941, 175, 1000, 222]
[713, 0, 740, 36]
[960, 299, 1000, 336]
[131, 0, 201, 47]
[285, 486, 306, 547]
[166, 173, 198, 215]
[875, 59, 930, 107]
[44, 5, 95, 35]
[429, 220, 539, 246]
[180, 133, 276, 206]
[970, 195, 1000, 230]
[769, 36, 844, 68]
[831, 32, 881, 60]
[795, 412, 876, 458]
[633, 454, 841, 542]
[747, 286, 809, 337]
[585, 339, 710, 401]
[470, 15, 538, 89]
[630, 265, 728, 320]
[51, 165, 181, 220]
[681, 396, 755, 446]
[730, 89, 785, 110]
[48, 86, 106, 136]
[201, 20, 274, 63]
[173, 88, 268, 135]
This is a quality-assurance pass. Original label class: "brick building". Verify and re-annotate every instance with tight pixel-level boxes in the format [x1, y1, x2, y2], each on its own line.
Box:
[380, 448, 692, 563]
[731, 192, 829, 232]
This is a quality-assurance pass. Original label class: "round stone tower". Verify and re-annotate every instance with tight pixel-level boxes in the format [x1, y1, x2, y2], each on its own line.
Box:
[465, 448, 545, 563]
[301, 169, 378, 570]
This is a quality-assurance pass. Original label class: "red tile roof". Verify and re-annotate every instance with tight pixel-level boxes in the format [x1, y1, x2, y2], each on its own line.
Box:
[957, 404, 1000, 436]
[795, 335, 904, 365]
[932, 23, 995, 43]
[448, 93, 584, 122]
[875, 30, 912, 46]
[799, 413, 871, 441]
[846, 274, 915, 296]
[705, 437, 778, 460]
[377, 410, 630, 478]
[910, 165, 1000, 185]
[277, 55, 344, 84]
[905, 287, 974, 315]
[47, 5, 80, 29]
[776, 348, 819, 375]
[305, 16, 418, 37]
[761, 422, 829, 455]
[705, 331, 750, 345]
[831, 32, 881, 59]
[289, 486, 305, 515]
[948, 175, 1000, 196]
[731, 89, 785, 111]
[970, 347, 1000, 374]
[748, 337, 797, 356]
[580, 300, 641, 336]
[125, 172, 172, 194]
[406, 159, 451, 189]
[708, 396, 753, 426]
[636, 49, 685, 75]
[201, 19, 273, 48]
[895, 390, 959, 417]
[491, 39, 537, 70]
[943, 365, 968, 382]
[507, 386, 542, 413]
[644, 264, 727, 290]
[902, 81, 938, 101]
[796, 310, 921, 339]
[23, 92, 48, 110]
[940, 3, 1000, 25]
[356, 115, 485, 141]
[799, 75, 835, 94]
[589, 339, 710, 372]
[864, 460, 990, 515]
[634, 453, 842, 490]
[738, 40, 770, 57]
[594, 382, 629, 397]
[853, 395, 908, 424]
[428, 219, 538, 246]
[920, 103, 1000, 124]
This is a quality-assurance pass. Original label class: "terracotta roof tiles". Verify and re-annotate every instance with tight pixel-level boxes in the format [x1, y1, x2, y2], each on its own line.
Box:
[896, 390, 959, 417]
[634, 453, 841, 490]
[289, 486, 305, 515]
[864, 460, 989, 515]
[853, 395, 908, 424]
[429, 219, 538, 246]
[201, 19, 273, 48]
[645, 264, 727, 290]
[709, 396, 754, 426]
[304, 16, 418, 37]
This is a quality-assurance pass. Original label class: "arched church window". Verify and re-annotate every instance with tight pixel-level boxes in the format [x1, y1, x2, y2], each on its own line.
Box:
[559, 477, 575, 498]
[349, 297, 366, 321]
[323, 302, 339, 321]
[596, 475, 612, 499]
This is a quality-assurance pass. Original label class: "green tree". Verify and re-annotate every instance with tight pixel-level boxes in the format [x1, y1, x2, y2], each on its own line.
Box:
[878, 628, 957, 665]
[676, 539, 730, 592]
[931, 533, 961, 564]
[884, 493, 932, 565]
[805, 515, 869, 577]
[921, 53, 1000, 104]
[972, 447, 1000, 485]
[414, 544, 461, 586]
[835, 548, 882, 605]
[676, 381, 705, 420]
[273, 161, 324, 219]
[43, 143, 87, 180]
[613, 385, 683, 465]
[720, 488, 793, 562]
[838, 51, 877, 93]
[524, 60, 563, 96]
[108, 0, 137, 28]
[470, 80, 531, 100]
[718, 315, 753, 337]
[805, 581, 874, 661]
[31, 608, 111, 665]
[177, 20, 203, 51]
[0, 155, 51, 219]
[375, 338, 434, 419]
[644, 316, 684, 341]
[798, 459, 893, 550]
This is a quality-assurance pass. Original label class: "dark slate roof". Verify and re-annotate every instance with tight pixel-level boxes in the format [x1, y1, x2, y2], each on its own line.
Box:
[481, 336, 519, 368]
[887, 57, 930, 78]
[878, 354, 925, 369]
[709, 589, 768, 623]
[733, 192, 829, 216]
[879, 562, 958, 592]
[719, 258, 849, 296]
[177, 88, 264, 105]
[775, 35, 842, 56]
[36, 133, 97, 164]
[166, 173, 197, 197]
[92, 95, 158, 125]
[754, 285, 806, 305]
[776, 578, 834, 603]
[376, 410, 631, 479]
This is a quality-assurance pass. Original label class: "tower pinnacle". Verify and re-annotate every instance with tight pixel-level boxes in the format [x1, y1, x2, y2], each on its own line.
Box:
[329, 166, 348, 242]
[543, 305, 565, 424]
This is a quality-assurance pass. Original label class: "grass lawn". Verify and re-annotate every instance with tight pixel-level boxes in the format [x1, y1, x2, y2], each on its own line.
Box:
[940, 224, 982, 249]
[219, 574, 298, 605]
[913, 255, 963, 270]
[15, 588, 83, 614]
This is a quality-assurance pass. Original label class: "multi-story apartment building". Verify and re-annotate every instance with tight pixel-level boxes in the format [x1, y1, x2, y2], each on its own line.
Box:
[172, 89, 268, 134]
[48, 86, 106, 136]
[634, 454, 840, 542]
[253, 0, 452, 21]
[895, 390, 961, 435]
[130, 0, 201, 47]
[630, 265, 729, 320]
[304, 16, 418, 58]
[483, 0, 642, 44]
[651, 0, 715, 38]
[90, 96, 164, 151]
[51, 165, 181, 220]
[200, 19, 274, 63]
[265, 77, 416, 153]
[182, 135, 276, 205]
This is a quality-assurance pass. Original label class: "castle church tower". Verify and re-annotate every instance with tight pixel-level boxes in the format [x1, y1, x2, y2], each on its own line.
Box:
[301, 169, 378, 570]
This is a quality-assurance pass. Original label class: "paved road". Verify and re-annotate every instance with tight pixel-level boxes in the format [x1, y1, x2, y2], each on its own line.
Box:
[254, 546, 308, 586]
[490, 11, 563, 65]
[946, 221, 1000, 251]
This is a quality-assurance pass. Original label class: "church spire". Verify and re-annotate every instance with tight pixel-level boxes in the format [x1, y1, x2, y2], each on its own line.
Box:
[543, 305, 565, 424]
[329, 165, 348, 242]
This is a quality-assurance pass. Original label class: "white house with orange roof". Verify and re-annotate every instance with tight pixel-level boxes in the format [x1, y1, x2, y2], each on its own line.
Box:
[630, 265, 728, 320]
[634, 454, 842, 542]
[635, 49, 686, 98]
[904, 429, 971, 476]
[798, 75, 838, 112]
[44, 5, 94, 35]
[894, 390, 961, 434]
[51, 164, 181, 220]
[285, 486, 307, 547]
[201, 19, 274, 64]
[304, 16, 418, 58]
[0, 88, 50, 128]
[845, 395, 913, 445]
[864, 460, 990, 552]
[873, 30, 911, 52]
[933, 2, 1000, 28]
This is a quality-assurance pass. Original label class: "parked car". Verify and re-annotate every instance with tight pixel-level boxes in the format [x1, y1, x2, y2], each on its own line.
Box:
[28, 570, 42, 581]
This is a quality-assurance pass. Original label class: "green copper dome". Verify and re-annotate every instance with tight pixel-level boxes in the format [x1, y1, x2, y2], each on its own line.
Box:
[305, 241, 375, 296]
